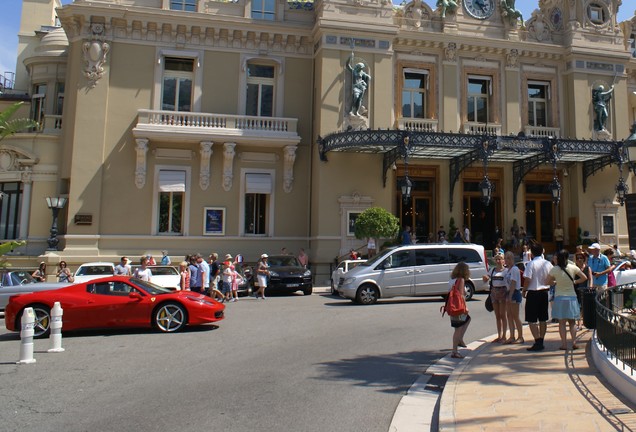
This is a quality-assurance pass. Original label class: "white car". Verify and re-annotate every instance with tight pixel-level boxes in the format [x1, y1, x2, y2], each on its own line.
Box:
[331, 259, 367, 295]
[73, 262, 115, 283]
[131, 265, 181, 291]
[613, 261, 636, 286]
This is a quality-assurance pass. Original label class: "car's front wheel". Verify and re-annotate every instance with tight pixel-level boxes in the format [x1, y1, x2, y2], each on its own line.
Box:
[17, 304, 51, 338]
[303, 286, 313, 296]
[153, 302, 187, 333]
[356, 284, 379, 305]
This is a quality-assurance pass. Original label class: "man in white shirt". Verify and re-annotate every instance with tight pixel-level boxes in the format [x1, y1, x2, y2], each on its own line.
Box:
[197, 254, 210, 296]
[463, 225, 470, 243]
[114, 256, 131, 276]
[522, 243, 553, 351]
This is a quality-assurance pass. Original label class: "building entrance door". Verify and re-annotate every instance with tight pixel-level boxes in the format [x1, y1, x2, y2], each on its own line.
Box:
[525, 198, 556, 250]
[400, 197, 431, 243]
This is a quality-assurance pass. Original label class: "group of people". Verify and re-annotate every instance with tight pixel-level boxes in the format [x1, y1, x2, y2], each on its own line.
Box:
[449, 241, 617, 356]
[401, 224, 471, 245]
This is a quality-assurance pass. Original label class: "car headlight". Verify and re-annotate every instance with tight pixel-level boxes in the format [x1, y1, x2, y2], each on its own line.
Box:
[269, 270, 279, 277]
[343, 277, 356, 285]
[185, 295, 215, 306]
[303, 270, 311, 277]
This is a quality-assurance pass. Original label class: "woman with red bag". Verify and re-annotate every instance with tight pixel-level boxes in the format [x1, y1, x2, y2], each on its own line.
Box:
[447, 262, 471, 359]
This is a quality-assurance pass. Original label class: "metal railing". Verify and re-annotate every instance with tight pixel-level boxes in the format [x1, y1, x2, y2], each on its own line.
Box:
[595, 285, 636, 375]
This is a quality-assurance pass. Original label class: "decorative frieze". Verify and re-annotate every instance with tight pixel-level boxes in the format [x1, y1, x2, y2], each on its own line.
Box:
[283, 145, 297, 193]
[82, 23, 110, 88]
[135, 138, 149, 189]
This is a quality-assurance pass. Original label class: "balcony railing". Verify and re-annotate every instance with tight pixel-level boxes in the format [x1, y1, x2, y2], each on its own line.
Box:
[398, 118, 438, 132]
[524, 126, 561, 138]
[42, 115, 63, 134]
[137, 109, 297, 133]
[462, 122, 502, 135]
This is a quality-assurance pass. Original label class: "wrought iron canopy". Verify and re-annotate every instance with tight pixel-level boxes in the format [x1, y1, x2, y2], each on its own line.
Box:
[318, 129, 631, 211]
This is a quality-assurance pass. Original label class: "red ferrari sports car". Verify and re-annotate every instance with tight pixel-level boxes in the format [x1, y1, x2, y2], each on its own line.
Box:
[4, 276, 225, 338]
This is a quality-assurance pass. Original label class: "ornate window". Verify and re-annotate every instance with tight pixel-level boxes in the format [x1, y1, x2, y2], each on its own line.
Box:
[252, 0, 276, 20]
[0, 182, 22, 240]
[402, 69, 428, 119]
[31, 84, 47, 127]
[527, 81, 550, 127]
[161, 57, 194, 112]
[246, 64, 275, 117]
[170, 0, 197, 11]
[467, 76, 491, 123]
[154, 169, 189, 235]
[241, 170, 275, 236]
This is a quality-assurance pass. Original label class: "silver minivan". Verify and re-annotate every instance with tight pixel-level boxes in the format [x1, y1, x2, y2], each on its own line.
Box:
[338, 244, 489, 304]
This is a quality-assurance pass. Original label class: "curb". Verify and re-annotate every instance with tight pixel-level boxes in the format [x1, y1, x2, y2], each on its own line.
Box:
[388, 338, 491, 432]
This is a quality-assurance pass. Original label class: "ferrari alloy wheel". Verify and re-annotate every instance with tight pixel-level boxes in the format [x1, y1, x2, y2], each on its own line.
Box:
[154, 302, 187, 333]
[18, 304, 51, 338]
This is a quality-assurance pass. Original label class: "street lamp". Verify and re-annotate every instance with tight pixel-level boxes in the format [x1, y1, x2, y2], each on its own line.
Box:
[549, 176, 561, 204]
[401, 134, 413, 203]
[480, 175, 493, 206]
[46, 196, 67, 251]
[616, 176, 628, 206]
[401, 175, 413, 202]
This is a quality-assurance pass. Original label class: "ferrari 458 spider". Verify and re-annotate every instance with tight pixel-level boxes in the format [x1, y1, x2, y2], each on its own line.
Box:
[4, 276, 225, 338]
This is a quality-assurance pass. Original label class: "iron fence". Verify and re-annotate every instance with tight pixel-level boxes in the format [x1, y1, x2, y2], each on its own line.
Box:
[595, 285, 636, 376]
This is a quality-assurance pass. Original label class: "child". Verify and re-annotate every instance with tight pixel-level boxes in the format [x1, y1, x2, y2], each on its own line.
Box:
[448, 262, 471, 358]
[230, 265, 242, 302]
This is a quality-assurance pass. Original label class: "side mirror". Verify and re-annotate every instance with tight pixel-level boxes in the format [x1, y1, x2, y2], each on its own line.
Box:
[381, 261, 392, 270]
[129, 291, 142, 300]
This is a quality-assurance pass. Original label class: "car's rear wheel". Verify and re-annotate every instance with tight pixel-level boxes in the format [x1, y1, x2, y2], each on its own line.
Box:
[153, 302, 187, 333]
[17, 304, 51, 338]
[356, 284, 379, 305]
[464, 281, 475, 301]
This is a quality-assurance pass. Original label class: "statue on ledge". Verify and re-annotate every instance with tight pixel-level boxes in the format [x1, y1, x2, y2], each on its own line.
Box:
[593, 84, 614, 131]
[499, 0, 523, 27]
[436, 0, 458, 19]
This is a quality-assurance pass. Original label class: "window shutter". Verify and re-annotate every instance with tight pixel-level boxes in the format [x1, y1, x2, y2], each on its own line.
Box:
[159, 170, 186, 192]
[246, 173, 272, 194]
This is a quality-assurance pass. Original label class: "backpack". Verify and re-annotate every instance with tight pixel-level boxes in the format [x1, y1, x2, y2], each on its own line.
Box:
[441, 279, 468, 317]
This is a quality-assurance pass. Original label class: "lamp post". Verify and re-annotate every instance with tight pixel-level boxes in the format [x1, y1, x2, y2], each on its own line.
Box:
[547, 142, 561, 225]
[401, 134, 413, 203]
[46, 197, 67, 251]
[479, 140, 495, 206]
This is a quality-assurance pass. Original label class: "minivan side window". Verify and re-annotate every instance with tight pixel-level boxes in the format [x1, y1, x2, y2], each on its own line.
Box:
[449, 248, 482, 264]
[415, 249, 448, 265]
[379, 250, 412, 269]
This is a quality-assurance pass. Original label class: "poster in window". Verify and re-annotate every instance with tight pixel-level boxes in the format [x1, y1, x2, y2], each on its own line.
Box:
[204, 207, 225, 236]
[347, 211, 361, 236]
[602, 215, 615, 235]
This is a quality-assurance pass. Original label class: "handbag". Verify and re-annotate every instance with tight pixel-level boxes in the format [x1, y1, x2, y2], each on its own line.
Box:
[485, 294, 494, 312]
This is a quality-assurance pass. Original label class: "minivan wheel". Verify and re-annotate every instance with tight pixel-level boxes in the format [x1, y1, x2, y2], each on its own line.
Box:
[464, 281, 475, 301]
[356, 284, 379, 305]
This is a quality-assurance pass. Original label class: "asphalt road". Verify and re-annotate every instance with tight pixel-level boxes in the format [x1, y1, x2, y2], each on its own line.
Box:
[0, 290, 494, 432]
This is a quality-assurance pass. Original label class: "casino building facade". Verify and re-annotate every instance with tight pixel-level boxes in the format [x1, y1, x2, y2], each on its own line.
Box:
[1, 0, 636, 280]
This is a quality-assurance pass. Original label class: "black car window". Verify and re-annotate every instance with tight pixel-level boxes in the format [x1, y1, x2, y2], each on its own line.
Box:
[87, 281, 140, 296]
[415, 249, 449, 265]
[448, 248, 482, 264]
[381, 250, 412, 269]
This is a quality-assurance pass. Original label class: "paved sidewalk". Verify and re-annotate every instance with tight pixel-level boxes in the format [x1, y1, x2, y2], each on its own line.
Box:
[438, 324, 636, 431]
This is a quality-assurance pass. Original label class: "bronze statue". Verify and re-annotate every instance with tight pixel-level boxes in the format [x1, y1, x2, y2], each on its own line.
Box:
[500, 0, 523, 26]
[347, 57, 371, 117]
[437, 0, 458, 19]
[592, 84, 615, 131]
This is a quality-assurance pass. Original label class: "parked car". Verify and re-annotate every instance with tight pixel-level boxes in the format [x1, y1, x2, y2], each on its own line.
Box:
[338, 244, 489, 304]
[0, 269, 70, 311]
[130, 265, 180, 290]
[73, 262, 115, 283]
[4, 276, 225, 338]
[253, 255, 312, 295]
[331, 259, 367, 295]
[613, 260, 636, 286]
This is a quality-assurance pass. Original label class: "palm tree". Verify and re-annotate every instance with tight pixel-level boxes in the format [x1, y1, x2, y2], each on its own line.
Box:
[0, 102, 39, 142]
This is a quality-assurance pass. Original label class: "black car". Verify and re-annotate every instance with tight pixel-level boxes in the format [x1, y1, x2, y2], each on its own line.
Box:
[255, 255, 312, 295]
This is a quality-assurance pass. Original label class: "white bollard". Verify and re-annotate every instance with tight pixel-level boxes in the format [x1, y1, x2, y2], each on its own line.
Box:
[17, 307, 37, 365]
[47, 302, 65, 353]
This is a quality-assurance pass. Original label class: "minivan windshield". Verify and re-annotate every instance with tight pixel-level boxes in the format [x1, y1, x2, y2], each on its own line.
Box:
[359, 247, 398, 267]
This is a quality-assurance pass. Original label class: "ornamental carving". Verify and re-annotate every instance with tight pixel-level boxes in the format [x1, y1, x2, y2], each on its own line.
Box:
[527, 10, 552, 42]
[223, 143, 236, 192]
[283, 145, 297, 193]
[506, 49, 519, 68]
[403, 0, 433, 28]
[444, 42, 457, 62]
[199, 141, 213, 190]
[135, 138, 149, 189]
[82, 23, 110, 88]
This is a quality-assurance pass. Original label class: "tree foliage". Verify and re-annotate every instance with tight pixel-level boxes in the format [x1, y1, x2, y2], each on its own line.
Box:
[0, 102, 39, 142]
[354, 207, 399, 240]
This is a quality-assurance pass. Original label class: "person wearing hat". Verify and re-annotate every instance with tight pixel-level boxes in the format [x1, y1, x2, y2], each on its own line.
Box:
[255, 254, 270, 299]
[221, 254, 234, 302]
[161, 250, 171, 265]
[587, 243, 611, 290]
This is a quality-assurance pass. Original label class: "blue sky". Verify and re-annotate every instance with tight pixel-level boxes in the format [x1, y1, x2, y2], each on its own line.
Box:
[0, 0, 634, 88]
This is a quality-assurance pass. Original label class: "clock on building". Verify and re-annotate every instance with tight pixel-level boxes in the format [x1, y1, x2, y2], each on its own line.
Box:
[463, 0, 495, 20]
